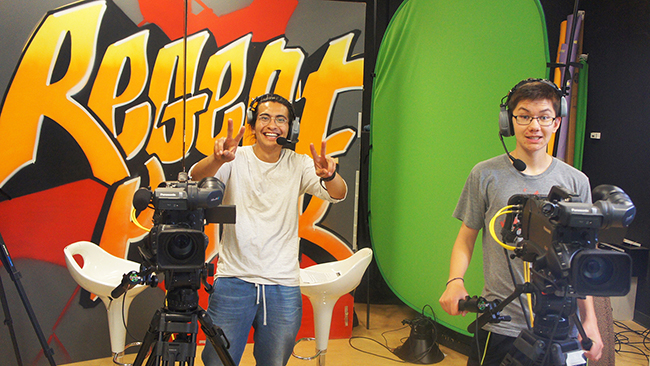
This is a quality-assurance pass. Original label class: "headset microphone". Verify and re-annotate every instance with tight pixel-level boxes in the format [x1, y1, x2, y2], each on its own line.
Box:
[499, 132, 527, 172]
[276, 117, 300, 146]
[276, 137, 292, 146]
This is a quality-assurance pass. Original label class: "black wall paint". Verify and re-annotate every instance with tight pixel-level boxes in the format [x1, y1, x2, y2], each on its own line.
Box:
[576, 0, 650, 325]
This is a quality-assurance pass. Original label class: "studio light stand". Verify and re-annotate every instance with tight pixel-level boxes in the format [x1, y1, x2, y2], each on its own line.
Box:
[0, 232, 57, 366]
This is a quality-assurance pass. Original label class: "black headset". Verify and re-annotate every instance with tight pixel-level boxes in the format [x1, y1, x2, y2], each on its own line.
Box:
[498, 78, 567, 137]
[247, 93, 300, 143]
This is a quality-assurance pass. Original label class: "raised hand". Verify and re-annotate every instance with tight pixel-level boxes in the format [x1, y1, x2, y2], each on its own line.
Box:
[214, 118, 245, 163]
[310, 141, 336, 178]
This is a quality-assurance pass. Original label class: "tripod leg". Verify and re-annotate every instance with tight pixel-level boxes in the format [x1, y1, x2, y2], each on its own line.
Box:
[197, 308, 236, 366]
[0, 234, 57, 366]
[0, 274, 23, 366]
[133, 309, 162, 366]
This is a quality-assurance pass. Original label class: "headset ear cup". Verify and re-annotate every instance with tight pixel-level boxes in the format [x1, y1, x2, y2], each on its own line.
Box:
[499, 105, 513, 137]
[247, 95, 262, 126]
[289, 117, 300, 142]
[246, 108, 254, 125]
[560, 96, 568, 118]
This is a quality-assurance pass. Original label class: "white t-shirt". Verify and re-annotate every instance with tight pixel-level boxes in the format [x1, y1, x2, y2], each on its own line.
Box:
[204, 146, 346, 286]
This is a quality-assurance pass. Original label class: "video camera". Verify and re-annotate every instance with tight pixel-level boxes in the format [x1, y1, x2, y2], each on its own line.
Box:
[460, 185, 635, 364]
[134, 176, 234, 271]
[112, 174, 235, 311]
[502, 185, 636, 297]
[112, 174, 239, 366]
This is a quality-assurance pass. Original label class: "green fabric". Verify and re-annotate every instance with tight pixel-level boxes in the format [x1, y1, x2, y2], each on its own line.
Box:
[369, 0, 549, 335]
[574, 57, 589, 170]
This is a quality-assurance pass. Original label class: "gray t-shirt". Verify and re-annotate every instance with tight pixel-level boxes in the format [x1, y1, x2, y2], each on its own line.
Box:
[453, 154, 591, 337]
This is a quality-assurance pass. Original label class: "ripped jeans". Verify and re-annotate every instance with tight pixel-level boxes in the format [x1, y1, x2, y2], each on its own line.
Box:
[201, 277, 302, 366]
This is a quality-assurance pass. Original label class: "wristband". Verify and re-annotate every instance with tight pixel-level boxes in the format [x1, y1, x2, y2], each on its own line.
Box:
[320, 170, 337, 182]
[446, 277, 464, 287]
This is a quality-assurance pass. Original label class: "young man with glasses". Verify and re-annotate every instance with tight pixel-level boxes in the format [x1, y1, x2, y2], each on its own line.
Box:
[439, 80, 603, 365]
[191, 93, 347, 366]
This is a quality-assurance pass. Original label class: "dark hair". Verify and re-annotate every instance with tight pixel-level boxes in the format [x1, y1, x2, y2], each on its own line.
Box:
[507, 80, 562, 117]
[247, 93, 296, 128]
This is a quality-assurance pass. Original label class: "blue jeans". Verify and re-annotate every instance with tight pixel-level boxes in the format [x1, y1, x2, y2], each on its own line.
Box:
[201, 277, 302, 366]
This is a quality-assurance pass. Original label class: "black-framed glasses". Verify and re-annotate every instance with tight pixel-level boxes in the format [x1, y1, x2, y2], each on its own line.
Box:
[257, 114, 288, 126]
[512, 115, 557, 126]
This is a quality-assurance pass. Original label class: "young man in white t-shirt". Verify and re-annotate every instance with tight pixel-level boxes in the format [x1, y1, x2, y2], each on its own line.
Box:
[191, 94, 347, 366]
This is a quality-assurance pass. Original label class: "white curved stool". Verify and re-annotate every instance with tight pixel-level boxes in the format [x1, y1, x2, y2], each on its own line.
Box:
[295, 248, 373, 366]
[64, 241, 148, 365]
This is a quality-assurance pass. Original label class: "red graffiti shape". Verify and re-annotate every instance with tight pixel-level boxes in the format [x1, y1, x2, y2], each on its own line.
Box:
[0, 179, 107, 267]
[137, 0, 298, 45]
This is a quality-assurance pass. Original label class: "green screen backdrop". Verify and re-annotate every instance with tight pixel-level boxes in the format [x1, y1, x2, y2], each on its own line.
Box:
[369, 0, 549, 335]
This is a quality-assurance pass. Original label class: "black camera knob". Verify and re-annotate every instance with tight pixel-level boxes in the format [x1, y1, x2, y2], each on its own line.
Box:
[541, 202, 558, 218]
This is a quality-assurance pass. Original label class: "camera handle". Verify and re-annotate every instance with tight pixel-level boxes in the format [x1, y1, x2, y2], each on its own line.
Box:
[469, 282, 593, 351]
[458, 295, 496, 313]
[111, 262, 215, 299]
[463, 283, 533, 333]
[570, 313, 593, 351]
[110, 266, 158, 299]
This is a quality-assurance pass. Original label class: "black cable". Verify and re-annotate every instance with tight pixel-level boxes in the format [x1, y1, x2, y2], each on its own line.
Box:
[499, 207, 532, 331]
[613, 321, 650, 360]
[348, 304, 441, 364]
[348, 326, 409, 363]
[120, 288, 142, 346]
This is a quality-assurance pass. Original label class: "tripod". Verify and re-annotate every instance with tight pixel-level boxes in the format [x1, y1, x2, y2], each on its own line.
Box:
[133, 304, 235, 366]
[0, 233, 57, 366]
[118, 267, 236, 366]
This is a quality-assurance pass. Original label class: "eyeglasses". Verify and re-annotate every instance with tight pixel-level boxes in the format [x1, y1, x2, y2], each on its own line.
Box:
[257, 114, 288, 126]
[512, 115, 557, 126]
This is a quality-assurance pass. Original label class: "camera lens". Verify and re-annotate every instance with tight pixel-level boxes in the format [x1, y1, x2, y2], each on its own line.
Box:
[580, 256, 613, 286]
[572, 249, 631, 296]
[167, 233, 197, 261]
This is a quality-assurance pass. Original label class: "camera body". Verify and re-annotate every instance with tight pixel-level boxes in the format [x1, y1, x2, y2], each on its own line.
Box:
[503, 185, 636, 297]
[133, 176, 236, 275]
[129, 176, 235, 311]
[140, 178, 226, 271]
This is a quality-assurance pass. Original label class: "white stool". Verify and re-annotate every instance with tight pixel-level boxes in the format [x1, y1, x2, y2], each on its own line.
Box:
[64, 241, 148, 365]
[295, 248, 373, 366]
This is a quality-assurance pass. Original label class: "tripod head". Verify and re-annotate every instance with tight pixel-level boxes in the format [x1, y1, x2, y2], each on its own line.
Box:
[461, 283, 590, 365]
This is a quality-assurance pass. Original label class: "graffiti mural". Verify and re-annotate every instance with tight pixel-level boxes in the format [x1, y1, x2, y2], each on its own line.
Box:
[0, 0, 364, 363]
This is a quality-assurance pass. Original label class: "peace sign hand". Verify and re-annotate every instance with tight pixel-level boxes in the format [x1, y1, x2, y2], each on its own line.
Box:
[214, 118, 245, 164]
[310, 141, 336, 179]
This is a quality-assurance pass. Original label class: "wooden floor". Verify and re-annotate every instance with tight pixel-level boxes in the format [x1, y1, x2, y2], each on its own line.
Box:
[614, 320, 650, 366]
[60, 303, 650, 366]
